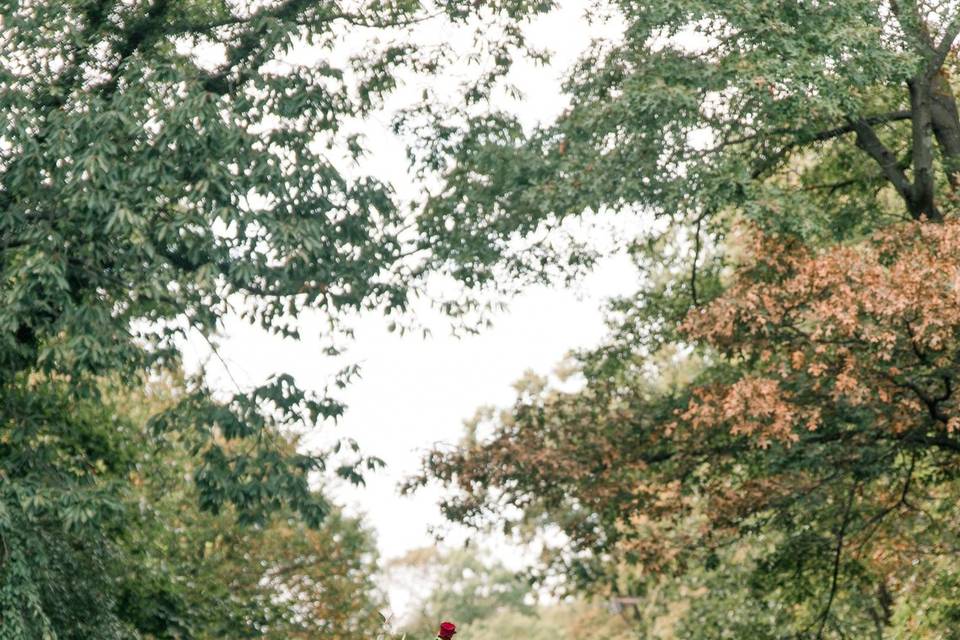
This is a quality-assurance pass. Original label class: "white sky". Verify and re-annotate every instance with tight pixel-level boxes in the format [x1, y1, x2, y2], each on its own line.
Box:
[183, 0, 636, 619]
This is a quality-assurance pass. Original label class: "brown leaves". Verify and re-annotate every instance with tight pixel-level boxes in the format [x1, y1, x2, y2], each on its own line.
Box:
[678, 376, 815, 447]
[679, 220, 960, 441]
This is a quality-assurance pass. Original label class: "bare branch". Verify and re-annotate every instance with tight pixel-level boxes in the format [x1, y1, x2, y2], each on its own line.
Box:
[814, 482, 858, 640]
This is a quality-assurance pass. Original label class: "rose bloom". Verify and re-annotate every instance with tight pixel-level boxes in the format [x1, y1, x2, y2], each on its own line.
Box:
[438, 621, 456, 639]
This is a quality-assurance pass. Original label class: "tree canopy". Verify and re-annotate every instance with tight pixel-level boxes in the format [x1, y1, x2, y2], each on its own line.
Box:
[10, 0, 960, 637]
[1, 375, 387, 638]
[408, 1, 960, 637]
[389, 546, 632, 640]
[0, 0, 550, 635]
[1, 0, 559, 525]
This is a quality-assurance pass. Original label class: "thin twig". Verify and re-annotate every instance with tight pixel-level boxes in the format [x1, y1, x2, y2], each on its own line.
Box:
[814, 482, 858, 640]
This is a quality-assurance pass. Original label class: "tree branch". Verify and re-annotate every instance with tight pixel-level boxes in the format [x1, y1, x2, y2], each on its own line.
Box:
[748, 111, 912, 179]
[199, 0, 320, 95]
[929, 14, 960, 76]
[850, 118, 923, 217]
[96, 0, 172, 97]
[890, 0, 935, 52]
[814, 482, 858, 640]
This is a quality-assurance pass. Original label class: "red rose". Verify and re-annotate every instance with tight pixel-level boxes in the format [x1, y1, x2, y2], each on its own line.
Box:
[437, 621, 456, 639]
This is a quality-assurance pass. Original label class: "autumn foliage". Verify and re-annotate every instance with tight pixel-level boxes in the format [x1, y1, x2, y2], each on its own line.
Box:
[411, 219, 960, 635]
[681, 220, 960, 445]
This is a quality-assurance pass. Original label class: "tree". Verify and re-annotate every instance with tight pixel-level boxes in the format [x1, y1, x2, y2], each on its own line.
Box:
[389, 546, 631, 640]
[1, 1, 550, 633]
[115, 378, 388, 639]
[1, 0, 560, 524]
[390, 546, 534, 636]
[406, 2, 960, 637]
[413, 1, 960, 270]
[0, 380, 139, 638]
[0, 374, 388, 638]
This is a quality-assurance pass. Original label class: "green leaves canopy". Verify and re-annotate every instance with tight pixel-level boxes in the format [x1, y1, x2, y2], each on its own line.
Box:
[0, 0, 554, 522]
[0, 0, 552, 635]
[0, 377, 387, 638]
[413, 0, 960, 280]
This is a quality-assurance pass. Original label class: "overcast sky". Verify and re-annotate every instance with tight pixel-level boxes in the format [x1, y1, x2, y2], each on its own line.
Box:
[183, 0, 635, 618]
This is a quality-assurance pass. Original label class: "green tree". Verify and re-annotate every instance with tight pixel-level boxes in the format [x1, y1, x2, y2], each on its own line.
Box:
[0, 375, 388, 638]
[465, 605, 632, 640]
[0, 380, 138, 638]
[114, 378, 388, 639]
[391, 547, 533, 636]
[413, 0, 960, 271]
[0, 0, 550, 635]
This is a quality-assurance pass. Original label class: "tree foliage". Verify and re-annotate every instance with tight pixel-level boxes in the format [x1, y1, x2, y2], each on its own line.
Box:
[390, 547, 631, 640]
[116, 379, 388, 639]
[1, 376, 387, 639]
[0, 0, 550, 634]
[409, 1, 960, 637]
[13, 0, 960, 636]
[1, 0, 559, 523]
[0, 381, 136, 638]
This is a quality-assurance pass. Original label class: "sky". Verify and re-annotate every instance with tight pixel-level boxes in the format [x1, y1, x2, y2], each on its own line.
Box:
[182, 0, 636, 619]
[198, 253, 636, 617]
